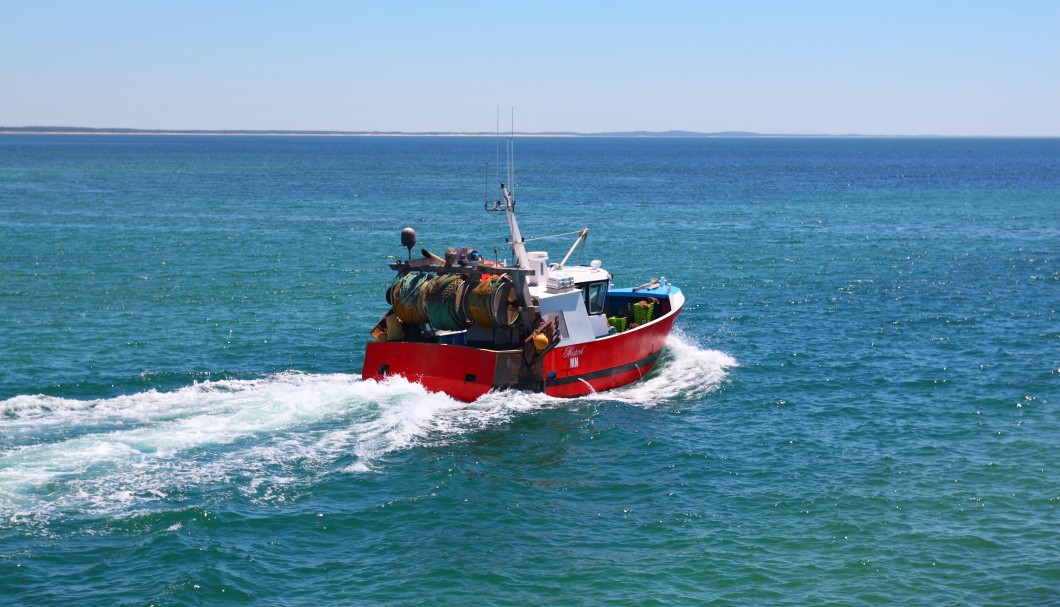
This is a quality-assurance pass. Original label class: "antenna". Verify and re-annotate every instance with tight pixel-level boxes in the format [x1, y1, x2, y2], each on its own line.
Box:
[495, 106, 500, 191]
[486, 108, 528, 269]
[509, 107, 515, 195]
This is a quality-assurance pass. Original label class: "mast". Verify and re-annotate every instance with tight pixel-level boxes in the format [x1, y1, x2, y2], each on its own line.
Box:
[501, 113, 529, 270]
[501, 182, 529, 269]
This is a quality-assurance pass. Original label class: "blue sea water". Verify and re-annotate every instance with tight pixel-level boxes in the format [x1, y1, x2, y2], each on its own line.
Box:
[0, 134, 1057, 606]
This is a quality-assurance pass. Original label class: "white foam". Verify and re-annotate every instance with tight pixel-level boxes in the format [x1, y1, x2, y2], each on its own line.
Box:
[590, 331, 738, 406]
[0, 337, 735, 526]
[0, 372, 376, 521]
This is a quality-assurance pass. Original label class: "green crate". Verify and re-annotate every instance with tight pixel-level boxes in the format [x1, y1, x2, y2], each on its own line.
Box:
[633, 301, 655, 325]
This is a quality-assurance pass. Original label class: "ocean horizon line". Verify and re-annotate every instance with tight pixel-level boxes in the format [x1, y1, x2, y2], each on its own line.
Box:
[1, 126, 1055, 139]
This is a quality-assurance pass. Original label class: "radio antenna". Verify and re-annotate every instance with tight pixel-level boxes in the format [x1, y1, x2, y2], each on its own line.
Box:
[507, 108, 515, 196]
[495, 107, 500, 190]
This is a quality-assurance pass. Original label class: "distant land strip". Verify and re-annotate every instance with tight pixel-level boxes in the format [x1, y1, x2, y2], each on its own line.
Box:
[0, 126, 811, 137]
[0, 126, 1046, 138]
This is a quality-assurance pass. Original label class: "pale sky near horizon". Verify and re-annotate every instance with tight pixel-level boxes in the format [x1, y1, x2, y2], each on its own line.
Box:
[2, 1, 1058, 136]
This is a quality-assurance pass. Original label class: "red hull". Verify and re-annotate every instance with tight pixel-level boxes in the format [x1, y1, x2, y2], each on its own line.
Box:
[362, 341, 509, 402]
[542, 309, 678, 398]
[362, 308, 680, 402]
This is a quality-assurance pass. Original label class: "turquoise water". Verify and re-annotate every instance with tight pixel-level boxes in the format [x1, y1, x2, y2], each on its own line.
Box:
[1, 135, 1057, 605]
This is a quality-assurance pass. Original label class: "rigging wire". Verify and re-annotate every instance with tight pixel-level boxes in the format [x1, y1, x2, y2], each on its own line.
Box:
[521, 229, 586, 242]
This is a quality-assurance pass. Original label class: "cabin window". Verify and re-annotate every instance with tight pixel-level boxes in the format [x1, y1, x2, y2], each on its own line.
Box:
[582, 281, 608, 315]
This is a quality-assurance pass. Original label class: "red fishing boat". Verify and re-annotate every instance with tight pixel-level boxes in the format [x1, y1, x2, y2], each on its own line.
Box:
[361, 146, 684, 402]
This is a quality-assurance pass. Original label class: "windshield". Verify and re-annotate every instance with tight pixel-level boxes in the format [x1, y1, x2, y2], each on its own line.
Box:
[583, 281, 608, 315]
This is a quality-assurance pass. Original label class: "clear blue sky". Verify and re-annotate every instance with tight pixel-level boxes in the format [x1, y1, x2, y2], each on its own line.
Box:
[2, 1, 1058, 135]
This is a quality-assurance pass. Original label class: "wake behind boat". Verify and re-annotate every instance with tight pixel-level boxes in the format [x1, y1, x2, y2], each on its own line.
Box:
[361, 142, 684, 402]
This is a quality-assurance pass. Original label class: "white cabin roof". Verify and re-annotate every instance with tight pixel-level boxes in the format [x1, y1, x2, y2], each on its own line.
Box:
[551, 262, 611, 285]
